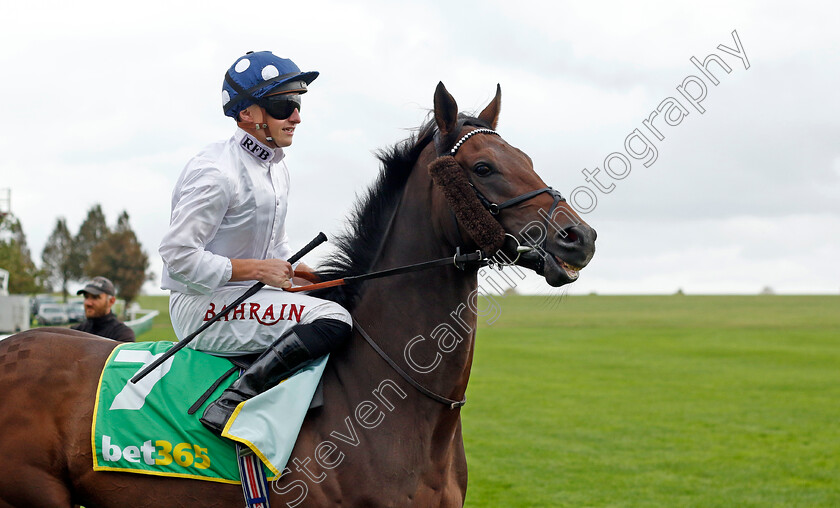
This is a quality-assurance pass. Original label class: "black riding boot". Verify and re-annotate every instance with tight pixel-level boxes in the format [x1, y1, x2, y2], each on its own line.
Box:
[200, 330, 313, 434]
[199, 318, 352, 435]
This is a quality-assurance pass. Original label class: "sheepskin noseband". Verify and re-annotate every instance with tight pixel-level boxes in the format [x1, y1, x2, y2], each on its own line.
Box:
[428, 155, 506, 254]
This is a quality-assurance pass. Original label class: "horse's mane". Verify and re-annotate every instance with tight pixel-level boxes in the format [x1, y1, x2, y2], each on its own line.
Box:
[312, 113, 491, 309]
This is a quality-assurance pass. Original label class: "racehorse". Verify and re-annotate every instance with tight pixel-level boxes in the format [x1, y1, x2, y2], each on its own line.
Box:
[0, 82, 596, 507]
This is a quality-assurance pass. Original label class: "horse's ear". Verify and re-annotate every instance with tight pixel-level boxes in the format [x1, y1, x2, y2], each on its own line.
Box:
[434, 82, 459, 136]
[477, 84, 501, 129]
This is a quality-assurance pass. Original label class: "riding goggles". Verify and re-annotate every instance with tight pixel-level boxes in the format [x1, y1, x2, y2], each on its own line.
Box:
[260, 94, 301, 120]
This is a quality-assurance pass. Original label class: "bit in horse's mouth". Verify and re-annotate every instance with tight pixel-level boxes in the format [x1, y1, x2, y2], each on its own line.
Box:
[554, 254, 581, 281]
[512, 247, 582, 284]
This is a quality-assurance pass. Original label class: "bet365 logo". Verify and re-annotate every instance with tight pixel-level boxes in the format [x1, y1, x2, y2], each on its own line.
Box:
[102, 435, 211, 469]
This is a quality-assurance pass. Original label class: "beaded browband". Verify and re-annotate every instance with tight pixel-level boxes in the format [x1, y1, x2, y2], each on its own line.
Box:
[449, 128, 500, 156]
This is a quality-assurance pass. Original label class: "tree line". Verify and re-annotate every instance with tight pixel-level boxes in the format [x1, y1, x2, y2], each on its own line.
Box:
[0, 204, 151, 306]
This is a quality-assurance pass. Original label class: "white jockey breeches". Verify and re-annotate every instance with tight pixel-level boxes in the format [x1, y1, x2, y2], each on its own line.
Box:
[169, 286, 351, 355]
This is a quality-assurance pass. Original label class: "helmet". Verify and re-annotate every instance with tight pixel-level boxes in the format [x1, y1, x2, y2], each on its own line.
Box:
[222, 51, 319, 120]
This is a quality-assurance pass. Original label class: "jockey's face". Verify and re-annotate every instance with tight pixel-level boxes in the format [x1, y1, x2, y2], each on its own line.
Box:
[239, 94, 302, 148]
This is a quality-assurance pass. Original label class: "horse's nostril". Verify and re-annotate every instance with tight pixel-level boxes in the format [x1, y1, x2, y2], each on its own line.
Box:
[557, 225, 597, 246]
[558, 227, 581, 245]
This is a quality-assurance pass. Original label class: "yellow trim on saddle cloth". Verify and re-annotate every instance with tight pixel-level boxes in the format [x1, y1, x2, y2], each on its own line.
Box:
[90, 465, 243, 485]
[91, 344, 123, 471]
[222, 401, 283, 479]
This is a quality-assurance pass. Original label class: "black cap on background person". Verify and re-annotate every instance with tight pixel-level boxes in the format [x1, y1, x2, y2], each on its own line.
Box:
[77, 276, 116, 297]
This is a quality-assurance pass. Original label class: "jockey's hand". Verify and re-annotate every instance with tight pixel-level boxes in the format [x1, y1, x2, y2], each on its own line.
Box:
[230, 258, 294, 288]
[292, 262, 319, 287]
[259, 259, 294, 288]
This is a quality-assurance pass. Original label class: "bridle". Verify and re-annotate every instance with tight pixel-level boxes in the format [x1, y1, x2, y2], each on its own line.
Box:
[443, 126, 567, 269]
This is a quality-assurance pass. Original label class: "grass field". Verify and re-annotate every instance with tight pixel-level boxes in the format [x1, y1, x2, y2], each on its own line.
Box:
[132, 294, 839, 506]
[462, 295, 839, 507]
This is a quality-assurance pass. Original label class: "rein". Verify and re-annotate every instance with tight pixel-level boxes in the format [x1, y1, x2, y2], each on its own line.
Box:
[284, 249, 485, 293]
[353, 319, 466, 409]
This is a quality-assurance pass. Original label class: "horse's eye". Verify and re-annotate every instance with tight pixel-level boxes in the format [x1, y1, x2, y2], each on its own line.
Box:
[473, 163, 493, 177]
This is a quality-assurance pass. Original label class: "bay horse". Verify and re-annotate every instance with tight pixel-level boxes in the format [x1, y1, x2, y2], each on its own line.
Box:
[0, 82, 595, 507]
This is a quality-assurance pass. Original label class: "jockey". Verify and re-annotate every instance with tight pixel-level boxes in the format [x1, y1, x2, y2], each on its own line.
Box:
[159, 51, 352, 435]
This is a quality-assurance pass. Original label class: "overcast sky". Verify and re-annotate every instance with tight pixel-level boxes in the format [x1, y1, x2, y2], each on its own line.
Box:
[1, 0, 838, 296]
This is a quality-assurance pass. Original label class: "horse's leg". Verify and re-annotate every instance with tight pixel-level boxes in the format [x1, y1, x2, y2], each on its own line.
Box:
[408, 419, 468, 507]
[441, 425, 469, 508]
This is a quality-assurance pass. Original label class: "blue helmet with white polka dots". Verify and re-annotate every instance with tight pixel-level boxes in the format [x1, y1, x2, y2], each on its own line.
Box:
[222, 51, 319, 120]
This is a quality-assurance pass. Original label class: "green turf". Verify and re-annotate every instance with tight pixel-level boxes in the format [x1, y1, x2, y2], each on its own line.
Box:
[134, 294, 178, 342]
[462, 295, 840, 507]
[129, 294, 839, 506]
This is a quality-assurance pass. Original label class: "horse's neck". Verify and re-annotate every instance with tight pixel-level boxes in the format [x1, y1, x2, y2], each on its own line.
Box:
[294, 158, 478, 494]
[349, 171, 478, 420]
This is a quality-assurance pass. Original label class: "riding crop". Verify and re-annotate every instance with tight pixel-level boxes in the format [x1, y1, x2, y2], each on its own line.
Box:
[130, 232, 329, 384]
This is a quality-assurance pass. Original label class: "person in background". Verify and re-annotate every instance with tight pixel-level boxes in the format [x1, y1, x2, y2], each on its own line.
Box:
[71, 276, 135, 342]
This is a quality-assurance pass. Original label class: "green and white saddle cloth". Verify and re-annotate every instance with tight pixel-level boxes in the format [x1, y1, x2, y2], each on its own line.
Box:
[92, 341, 326, 483]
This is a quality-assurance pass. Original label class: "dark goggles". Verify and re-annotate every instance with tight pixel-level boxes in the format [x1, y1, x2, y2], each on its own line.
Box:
[260, 94, 301, 120]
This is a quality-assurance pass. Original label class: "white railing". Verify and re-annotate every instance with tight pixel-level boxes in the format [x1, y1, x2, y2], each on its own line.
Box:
[1, 308, 160, 341]
[124, 310, 160, 336]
